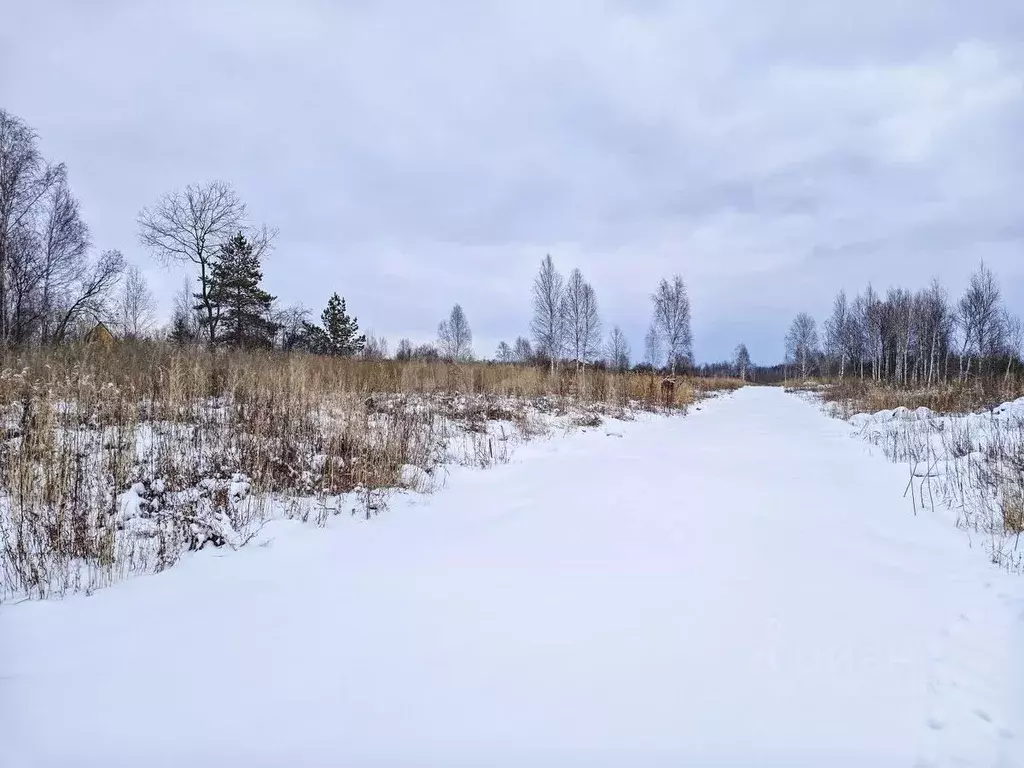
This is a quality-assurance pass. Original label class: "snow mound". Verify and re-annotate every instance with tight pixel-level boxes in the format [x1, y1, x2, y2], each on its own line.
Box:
[846, 396, 1024, 571]
[399, 464, 432, 492]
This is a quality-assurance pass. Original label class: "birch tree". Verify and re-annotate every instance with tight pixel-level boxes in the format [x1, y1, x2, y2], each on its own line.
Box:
[650, 275, 692, 375]
[1002, 310, 1022, 383]
[957, 261, 1004, 379]
[605, 325, 630, 372]
[116, 264, 156, 339]
[0, 109, 65, 343]
[734, 343, 751, 381]
[37, 177, 90, 342]
[916, 279, 951, 387]
[823, 290, 849, 378]
[495, 341, 514, 363]
[785, 312, 819, 379]
[644, 325, 663, 368]
[561, 268, 602, 372]
[438, 303, 473, 361]
[530, 255, 565, 373]
[513, 336, 533, 364]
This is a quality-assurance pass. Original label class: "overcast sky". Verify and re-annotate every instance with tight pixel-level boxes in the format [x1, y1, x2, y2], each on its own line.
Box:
[2, 1, 1022, 362]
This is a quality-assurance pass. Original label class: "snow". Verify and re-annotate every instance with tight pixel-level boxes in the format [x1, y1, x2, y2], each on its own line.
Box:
[848, 396, 1024, 430]
[844, 395, 1024, 571]
[1, 387, 1022, 767]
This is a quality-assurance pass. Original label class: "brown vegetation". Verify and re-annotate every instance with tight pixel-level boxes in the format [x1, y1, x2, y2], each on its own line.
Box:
[803, 377, 1024, 418]
[0, 341, 743, 599]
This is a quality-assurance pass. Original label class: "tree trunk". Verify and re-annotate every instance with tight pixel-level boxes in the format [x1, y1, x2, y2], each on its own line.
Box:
[0, 238, 7, 345]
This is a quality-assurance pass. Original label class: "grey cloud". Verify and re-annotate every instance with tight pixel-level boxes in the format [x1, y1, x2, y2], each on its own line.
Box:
[1, 0, 1022, 363]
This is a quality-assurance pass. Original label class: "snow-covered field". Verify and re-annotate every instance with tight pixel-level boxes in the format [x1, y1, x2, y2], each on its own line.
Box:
[0, 390, 642, 601]
[844, 396, 1024, 572]
[1, 387, 1022, 767]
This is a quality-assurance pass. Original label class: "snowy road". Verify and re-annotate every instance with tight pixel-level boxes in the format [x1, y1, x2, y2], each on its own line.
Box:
[2, 387, 1022, 767]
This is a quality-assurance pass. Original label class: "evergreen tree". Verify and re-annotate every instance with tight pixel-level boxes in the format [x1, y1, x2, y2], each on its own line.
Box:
[168, 313, 195, 344]
[205, 233, 278, 348]
[302, 293, 366, 356]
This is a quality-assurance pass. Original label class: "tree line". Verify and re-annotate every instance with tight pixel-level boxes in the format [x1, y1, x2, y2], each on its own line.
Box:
[1, 108, 704, 372]
[0, 108, 387, 355]
[781, 263, 1023, 387]
[0, 109, 135, 343]
[392, 255, 694, 375]
[485, 255, 692, 375]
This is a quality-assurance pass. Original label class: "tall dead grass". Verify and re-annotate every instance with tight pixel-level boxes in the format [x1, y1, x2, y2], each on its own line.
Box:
[0, 342, 742, 599]
[814, 377, 1024, 418]
[820, 376, 1024, 571]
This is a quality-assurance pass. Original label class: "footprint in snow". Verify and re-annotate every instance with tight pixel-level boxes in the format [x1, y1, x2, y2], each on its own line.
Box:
[926, 717, 945, 731]
[973, 709, 992, 723]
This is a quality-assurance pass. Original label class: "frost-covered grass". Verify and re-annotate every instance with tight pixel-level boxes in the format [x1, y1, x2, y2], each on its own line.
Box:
[832, 396, 1024, 572]
[0, 343, 728, 601]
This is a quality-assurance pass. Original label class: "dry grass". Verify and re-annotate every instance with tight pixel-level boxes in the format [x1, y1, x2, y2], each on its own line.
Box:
[1001, 482, 1024, 535]
[0, 342, 743, 599]
[808, 377, 1024, 418]
[0, 342, 731, 409]
[837, 382, 1024, 570]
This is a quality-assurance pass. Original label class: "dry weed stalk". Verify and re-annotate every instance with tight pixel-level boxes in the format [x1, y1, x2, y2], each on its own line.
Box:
[0, 342, 739, 599]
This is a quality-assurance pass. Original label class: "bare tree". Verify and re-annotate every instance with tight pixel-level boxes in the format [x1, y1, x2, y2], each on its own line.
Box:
[847, 292, 868, 379]
[734, 343, 751, 381]
[957, 261, 1004, 379]
[36, 177, 90, 342]
[917, 279, 953, 387]
[168, 278, 202, 343]
[6, 225, 44, 342]
[395, 337, 413, 361]
[651, 275, 693, 375]
[822, 290, 849, 378]
[362, 332, 389, 360]
[1002, 310, 1022, 383]
[785, 312, 819, 379]
[437, 303, 472, 361]
[863, 283, 883, 381]
[412, 342, 441, 361]
[561, 268, 602, 372]
[138, 181, 274, 344]
[605, 325, 631, 372]
[0, 110, 66, 342]
[270, 302, 311, 350]
[116, 264, 156, 339]
[50, 249, 125, 342]
[495, 341, 514, 363]
[644, 324, 663, 367]
[530, 255, 565, 374]
[513, 336, 533, 364]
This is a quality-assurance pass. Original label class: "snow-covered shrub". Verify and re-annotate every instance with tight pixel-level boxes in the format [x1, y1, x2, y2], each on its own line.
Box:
[846, 397, 1024, 571]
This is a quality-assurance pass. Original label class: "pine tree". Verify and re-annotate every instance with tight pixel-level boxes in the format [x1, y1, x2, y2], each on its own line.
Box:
[168, 313, 195, 345]
[205, 233, 278, 348]
[302, 293, 365, 356]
